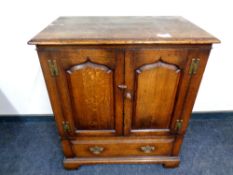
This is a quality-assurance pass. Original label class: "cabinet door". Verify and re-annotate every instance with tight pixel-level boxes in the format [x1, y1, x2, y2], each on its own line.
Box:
[39, 47, 124, 137]
[124, 49, 190, 136]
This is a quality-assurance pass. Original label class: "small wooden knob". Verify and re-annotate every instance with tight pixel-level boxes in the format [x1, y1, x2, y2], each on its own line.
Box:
[125, 92, 132, 100]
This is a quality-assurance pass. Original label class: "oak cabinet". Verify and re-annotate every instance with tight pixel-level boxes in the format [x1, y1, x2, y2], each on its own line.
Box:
[28, 17, 219, 169]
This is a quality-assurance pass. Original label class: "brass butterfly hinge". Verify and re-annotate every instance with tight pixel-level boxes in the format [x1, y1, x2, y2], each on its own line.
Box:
[189, 58, 200, 75]
[48, 59, 59, 76]
[175, 119, 183, 133]
[62, 121, 71, 132]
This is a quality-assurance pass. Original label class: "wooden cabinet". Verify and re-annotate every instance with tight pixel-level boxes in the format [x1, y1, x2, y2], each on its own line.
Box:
[28, 17, 220, 169]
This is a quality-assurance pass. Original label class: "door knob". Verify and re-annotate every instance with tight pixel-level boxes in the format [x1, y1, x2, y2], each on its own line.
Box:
[125, 91, 132, 100]
[118, 84, 132, 100]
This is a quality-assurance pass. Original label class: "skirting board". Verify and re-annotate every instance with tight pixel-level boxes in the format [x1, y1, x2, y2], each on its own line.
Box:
[0, 111, 233, 122]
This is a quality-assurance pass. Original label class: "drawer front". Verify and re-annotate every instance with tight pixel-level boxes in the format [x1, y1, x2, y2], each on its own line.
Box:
[71, 137, 174, 157]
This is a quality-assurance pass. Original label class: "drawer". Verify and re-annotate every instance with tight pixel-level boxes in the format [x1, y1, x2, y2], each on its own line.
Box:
[71, 137, 174, 157]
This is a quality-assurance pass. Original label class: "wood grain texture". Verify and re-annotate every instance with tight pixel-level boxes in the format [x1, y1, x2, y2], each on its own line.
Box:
[37, 51, 67, 137]
[28, 16, 220, 45]
[63, 156, 180, 169]
[171, 49, 211, 156]
[124, 49, 189, 136]
[66, 61, 114, 130]
[134, 61, 181, 129]
[40, 47, 124, 136]
[61, 139, 75, 158]
[71, 137, 174, 157]
[31, 17, 219, 169]
[163, 161, 180, 168]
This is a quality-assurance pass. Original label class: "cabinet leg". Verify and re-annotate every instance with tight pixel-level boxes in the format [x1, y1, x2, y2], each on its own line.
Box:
[64, 163, 81, 170]
[63, 159, 81, 170]
[162, 161, 180, 168]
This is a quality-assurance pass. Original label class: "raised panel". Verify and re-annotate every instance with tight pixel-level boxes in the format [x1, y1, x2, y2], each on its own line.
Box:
[133, 61, 181, 129]
[66, 61, 114, 130]
[49, 48, 125, 136]
[124, 49, 189, 136]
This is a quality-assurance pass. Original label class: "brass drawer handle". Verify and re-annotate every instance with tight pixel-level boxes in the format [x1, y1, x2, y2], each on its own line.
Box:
[140, 145, 155, 153]
[89, 146, 104, 154]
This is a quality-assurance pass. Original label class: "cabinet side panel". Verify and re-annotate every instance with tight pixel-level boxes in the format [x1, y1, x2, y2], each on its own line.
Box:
[37, 48, 75, 157]
[36, 49, 65, 136]
[172, 47, 211, 156]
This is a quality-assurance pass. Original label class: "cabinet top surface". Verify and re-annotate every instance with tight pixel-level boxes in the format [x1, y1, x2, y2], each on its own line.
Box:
[28, 16, 220, 45]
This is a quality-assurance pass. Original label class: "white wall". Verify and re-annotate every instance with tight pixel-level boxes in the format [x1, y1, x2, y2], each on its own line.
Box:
[0, 0, 232, 114]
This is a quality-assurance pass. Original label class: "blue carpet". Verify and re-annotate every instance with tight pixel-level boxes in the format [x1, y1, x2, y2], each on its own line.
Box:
[0, 117, 233, 175]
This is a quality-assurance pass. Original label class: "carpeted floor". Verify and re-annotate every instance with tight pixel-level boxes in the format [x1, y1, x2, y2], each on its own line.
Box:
[0, 116, 233, 175]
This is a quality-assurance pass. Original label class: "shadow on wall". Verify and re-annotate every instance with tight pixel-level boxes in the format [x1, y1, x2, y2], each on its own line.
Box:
[0, 89, 18, 114]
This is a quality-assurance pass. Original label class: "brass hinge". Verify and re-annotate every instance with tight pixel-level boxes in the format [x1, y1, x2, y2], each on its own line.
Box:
[62, 121, 71, 132]
[175, 119, 183, 133]
[48, 59, 59, 76]
[189, 58, 200, 75]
